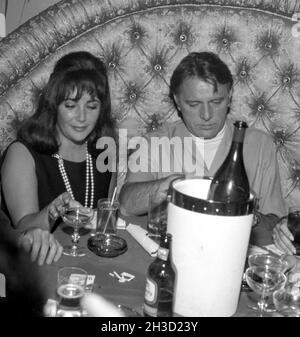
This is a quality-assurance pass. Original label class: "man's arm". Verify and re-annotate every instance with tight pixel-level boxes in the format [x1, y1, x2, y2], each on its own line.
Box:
[119, 174, 183, 216]
[244, 130, 287, 246]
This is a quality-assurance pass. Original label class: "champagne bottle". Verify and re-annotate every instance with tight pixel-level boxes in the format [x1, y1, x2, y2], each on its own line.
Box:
[143, 233, 175, 317]
[207, 121, 250, 203]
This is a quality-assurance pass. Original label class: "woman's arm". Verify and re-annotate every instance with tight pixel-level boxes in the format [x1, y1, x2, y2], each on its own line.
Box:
[1, 142, 72, 265]
[1, 142, 44, 229]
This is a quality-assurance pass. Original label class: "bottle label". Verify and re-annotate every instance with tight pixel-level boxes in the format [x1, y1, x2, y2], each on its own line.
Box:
[143, 303, 158, 317]
[157, 247, 169, 261]
[144, 277, 158, 305]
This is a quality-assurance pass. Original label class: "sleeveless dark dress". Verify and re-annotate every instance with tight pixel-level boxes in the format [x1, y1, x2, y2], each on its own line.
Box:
[1, 141, 111, 223]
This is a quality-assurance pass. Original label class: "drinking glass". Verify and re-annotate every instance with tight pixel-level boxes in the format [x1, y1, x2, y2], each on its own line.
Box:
[246, 254, 288, 312]
[147, 191, 168, 243]
[273, 284, 300, 317]
[287, 206, 300, 255]
[96, 198, 119, 235]
[87, 198, 127, 257]
[62, 205, 94, 257]
[245, 266, 286, 317]
[56, 267, 87, 317]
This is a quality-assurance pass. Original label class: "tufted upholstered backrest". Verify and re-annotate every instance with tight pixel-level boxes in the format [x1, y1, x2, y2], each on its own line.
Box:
[0, 0, 300, 208]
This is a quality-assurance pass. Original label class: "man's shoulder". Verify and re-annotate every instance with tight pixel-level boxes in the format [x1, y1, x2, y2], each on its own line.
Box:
[245, 125, 274, 146]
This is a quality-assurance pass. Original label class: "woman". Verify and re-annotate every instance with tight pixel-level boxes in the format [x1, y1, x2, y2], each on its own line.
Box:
[1, 52, 116, 265]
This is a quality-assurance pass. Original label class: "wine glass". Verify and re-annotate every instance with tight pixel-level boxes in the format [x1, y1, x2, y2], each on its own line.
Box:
[245, 266, 286, 317]
[248, 254, 288, 272]
[273, 284, 300, 317]
[246, 254, 288, 312]
[62, 206, 94, 257]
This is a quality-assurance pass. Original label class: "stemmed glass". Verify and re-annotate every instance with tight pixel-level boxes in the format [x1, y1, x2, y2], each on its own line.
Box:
[245, 266, 286, 317]
[246, 254, 288, 312]
[62, 205, 94, 257]
[273, 283, 300, 317]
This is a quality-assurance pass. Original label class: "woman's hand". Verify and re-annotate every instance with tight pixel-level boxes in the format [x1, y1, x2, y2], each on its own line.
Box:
[19, 228, 63, 266]
[48, 192, 93, 221]
[273, 217, 296, 255]
[48, 192, 74, 222]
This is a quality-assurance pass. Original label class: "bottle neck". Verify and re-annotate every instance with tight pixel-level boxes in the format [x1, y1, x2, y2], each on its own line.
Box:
[157, 247, 169, 261]
[232, 121, 247, 143]
[157, 233, 172, 261]
[228, 122, 247, 160]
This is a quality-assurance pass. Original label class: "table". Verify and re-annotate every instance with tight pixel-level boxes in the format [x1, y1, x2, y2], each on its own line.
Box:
[41, 215, 261, 317]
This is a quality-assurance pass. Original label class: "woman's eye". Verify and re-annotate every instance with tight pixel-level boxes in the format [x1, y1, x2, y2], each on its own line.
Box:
[64, 101, 76, 108]
[87, 104, 100, 110]
[65, 104, 75, 109]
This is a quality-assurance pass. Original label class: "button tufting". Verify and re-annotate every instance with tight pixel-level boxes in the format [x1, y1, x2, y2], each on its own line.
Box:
[222, 38, 228, 45]
[129, 92, 136, 100]
[133, 32, 140, 39]
[265, 42, 272, 49]
[180, 34, 187, 42]
[257, 104, 264, 112]
[240, 70, 247, 78]
[283, 76, 291, 83]
[154, 64, 162, 72]
[277, 138, 284, 145]
[109, 62, 116, 69]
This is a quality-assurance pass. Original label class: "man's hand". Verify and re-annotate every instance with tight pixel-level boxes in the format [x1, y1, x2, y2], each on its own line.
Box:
[153, 173, 185, 205]
[273, 217, 296, 255]
[19, 228, 63, 266]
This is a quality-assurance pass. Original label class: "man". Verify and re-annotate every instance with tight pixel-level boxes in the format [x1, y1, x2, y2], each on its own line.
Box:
[119, 52, 287, 245]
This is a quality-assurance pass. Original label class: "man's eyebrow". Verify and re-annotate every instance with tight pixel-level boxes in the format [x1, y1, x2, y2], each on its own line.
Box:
[185, 96, 225, 102]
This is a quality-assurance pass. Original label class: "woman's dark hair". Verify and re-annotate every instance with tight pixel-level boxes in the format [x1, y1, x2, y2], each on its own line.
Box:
[169, 52, 233, 112]
[53, 51, 108, 75]
[18, 52, 115, 155]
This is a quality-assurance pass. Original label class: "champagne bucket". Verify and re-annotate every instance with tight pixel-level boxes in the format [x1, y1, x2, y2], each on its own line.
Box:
[167, 177, 255, 317]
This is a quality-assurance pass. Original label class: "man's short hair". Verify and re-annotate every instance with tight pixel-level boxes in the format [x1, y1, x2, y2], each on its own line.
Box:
[169, 52, 233, 110]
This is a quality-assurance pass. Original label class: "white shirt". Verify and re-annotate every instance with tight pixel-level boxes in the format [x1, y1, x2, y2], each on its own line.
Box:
[191, 124, 226, 170]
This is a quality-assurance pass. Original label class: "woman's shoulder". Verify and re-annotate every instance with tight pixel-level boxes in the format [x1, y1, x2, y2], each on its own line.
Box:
[2, 141, 35, 167]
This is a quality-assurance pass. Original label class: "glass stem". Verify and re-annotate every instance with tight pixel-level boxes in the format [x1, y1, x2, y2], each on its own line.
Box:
[71, 225, 80, 249]
[258, 287, 267, 317]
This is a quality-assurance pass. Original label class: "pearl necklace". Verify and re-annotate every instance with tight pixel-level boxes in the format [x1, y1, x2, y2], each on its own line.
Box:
[52, 143, 94, 209]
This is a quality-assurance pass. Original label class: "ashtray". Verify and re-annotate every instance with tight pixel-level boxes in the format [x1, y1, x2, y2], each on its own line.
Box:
[87, 234, 127, 258]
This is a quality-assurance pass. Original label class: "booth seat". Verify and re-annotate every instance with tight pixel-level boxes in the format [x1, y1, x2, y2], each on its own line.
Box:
[0, 0, 300, 207]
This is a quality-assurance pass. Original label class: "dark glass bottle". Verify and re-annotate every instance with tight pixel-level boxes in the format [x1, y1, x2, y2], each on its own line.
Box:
[143, 233, 175, 317]
[207, 121, 250, 203]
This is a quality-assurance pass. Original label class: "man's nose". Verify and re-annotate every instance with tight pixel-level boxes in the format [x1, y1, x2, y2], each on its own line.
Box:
[200, 104, 212, 121]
